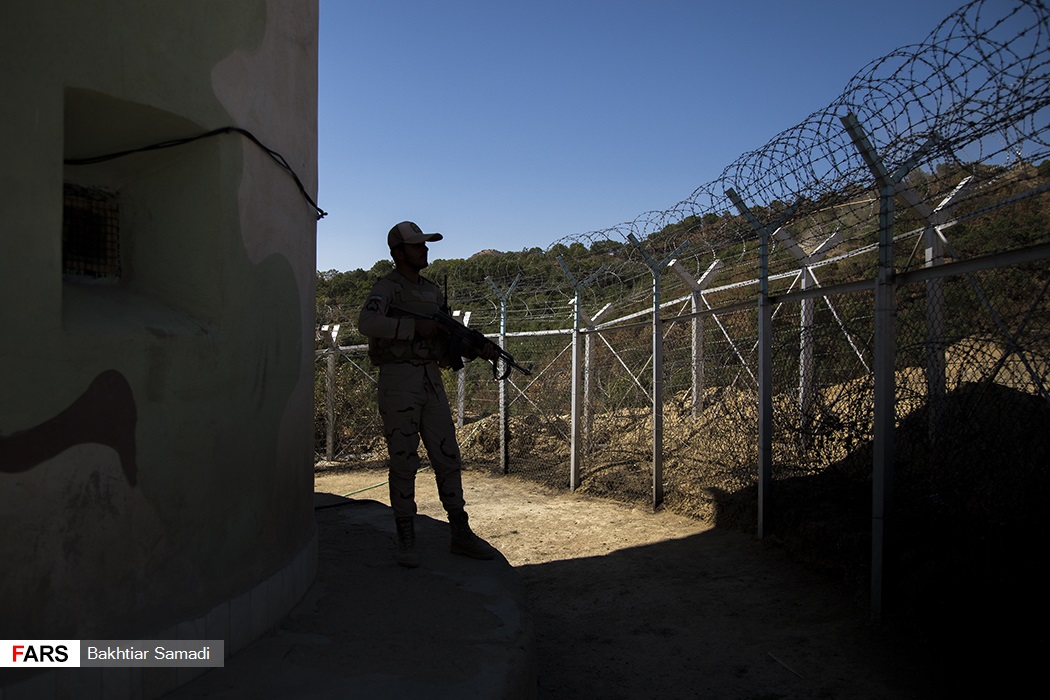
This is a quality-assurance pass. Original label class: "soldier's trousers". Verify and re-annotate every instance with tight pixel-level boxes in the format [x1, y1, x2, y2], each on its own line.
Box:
[377, 362, 466, 519]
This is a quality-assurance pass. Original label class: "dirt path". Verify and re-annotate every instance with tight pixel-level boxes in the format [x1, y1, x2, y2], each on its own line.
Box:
[316, 465, 932, 699]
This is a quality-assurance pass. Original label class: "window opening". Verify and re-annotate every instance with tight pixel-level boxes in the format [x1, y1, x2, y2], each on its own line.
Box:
[63, 183, 121, 281]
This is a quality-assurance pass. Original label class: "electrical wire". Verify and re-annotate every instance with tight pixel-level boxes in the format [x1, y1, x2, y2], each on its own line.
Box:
[64, 125, 327, 220]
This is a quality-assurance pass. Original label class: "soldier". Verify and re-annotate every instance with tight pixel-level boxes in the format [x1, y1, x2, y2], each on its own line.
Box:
[358, 221, 500, 568]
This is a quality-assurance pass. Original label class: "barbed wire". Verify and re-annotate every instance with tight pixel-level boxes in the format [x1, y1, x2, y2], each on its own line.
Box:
[327, 0, 1049, 341]
[541, 0, 1049, 281]
[318, 5, 1050, 633]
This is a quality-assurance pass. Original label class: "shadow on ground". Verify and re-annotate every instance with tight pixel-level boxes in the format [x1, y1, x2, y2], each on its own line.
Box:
[518, 527, 934, 700]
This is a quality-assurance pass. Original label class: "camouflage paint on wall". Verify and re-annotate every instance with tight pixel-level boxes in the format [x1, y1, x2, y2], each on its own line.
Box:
[0, 370, 138, 484]
[0, 0, 318, 641]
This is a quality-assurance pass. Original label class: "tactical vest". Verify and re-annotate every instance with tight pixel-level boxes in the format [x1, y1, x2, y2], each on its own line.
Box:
[368, 272, 449, 365]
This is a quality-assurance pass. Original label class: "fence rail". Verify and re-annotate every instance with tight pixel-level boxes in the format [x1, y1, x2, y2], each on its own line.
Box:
[315, 0, 1050, 619]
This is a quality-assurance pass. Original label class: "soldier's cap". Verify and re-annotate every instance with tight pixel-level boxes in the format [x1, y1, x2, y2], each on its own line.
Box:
[388, 221, 443, 249]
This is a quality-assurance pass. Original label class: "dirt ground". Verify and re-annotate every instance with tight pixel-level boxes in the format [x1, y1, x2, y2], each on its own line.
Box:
[315, 464, 937, 699]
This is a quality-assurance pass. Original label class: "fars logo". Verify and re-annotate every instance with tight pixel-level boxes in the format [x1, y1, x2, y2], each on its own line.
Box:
[0, 640, 81, 667]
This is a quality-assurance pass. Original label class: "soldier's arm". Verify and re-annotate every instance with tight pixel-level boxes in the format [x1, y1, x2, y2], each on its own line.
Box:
[357, 282, 414, 340]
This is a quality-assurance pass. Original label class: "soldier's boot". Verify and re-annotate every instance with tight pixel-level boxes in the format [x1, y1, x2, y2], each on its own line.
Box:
[395, 516, 420, 568]
[448, 510, 498, 560]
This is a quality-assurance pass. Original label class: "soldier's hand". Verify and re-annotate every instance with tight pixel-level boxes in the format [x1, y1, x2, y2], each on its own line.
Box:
[479, 341, 499, 363]
[414, 319, 444, 339]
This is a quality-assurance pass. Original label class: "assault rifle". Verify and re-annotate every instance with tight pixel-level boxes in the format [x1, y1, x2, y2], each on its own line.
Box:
[390, 305, 531, 380]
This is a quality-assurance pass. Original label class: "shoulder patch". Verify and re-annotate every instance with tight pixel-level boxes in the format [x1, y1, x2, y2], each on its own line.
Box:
[364, 294, 384, 312]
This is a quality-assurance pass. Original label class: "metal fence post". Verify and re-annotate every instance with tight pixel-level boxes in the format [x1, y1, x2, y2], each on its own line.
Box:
[843, 111, 938, 619]
[727, 191, 802, 539]
[771, 228, 842, 439]
[454, 310, 471, 429]
[558, 257, 606, 491]
[570, 294, 583, 490]
[487, 274, 519, 474]
[583, 302, 611, 455]
[671, 259, 724, 419]
[896, 176, 974, 445]
[627, 234, 689, 510]
[321, 324, 340, 462]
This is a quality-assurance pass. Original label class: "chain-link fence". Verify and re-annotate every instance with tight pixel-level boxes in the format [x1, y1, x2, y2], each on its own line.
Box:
[314, 325, 577, 484]
[313, 332, 383, 467]
[458, 329, 574, 485]
[316, 0, 1050, 619]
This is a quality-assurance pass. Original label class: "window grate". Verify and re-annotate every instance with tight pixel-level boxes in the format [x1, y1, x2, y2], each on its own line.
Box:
[63, 184, 121, 280]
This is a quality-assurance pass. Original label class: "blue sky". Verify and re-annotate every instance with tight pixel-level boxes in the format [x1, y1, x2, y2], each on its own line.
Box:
[316, 0, 971, 273]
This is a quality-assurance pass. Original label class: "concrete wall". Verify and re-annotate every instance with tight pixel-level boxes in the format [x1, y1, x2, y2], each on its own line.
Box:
[0, 0, 318, 667]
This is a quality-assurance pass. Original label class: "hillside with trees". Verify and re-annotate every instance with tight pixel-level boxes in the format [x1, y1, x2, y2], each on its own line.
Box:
[317, 160, 1050, 342]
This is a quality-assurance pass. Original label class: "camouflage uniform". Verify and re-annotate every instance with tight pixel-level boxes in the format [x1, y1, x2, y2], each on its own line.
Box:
[357, 270, 466, 519]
